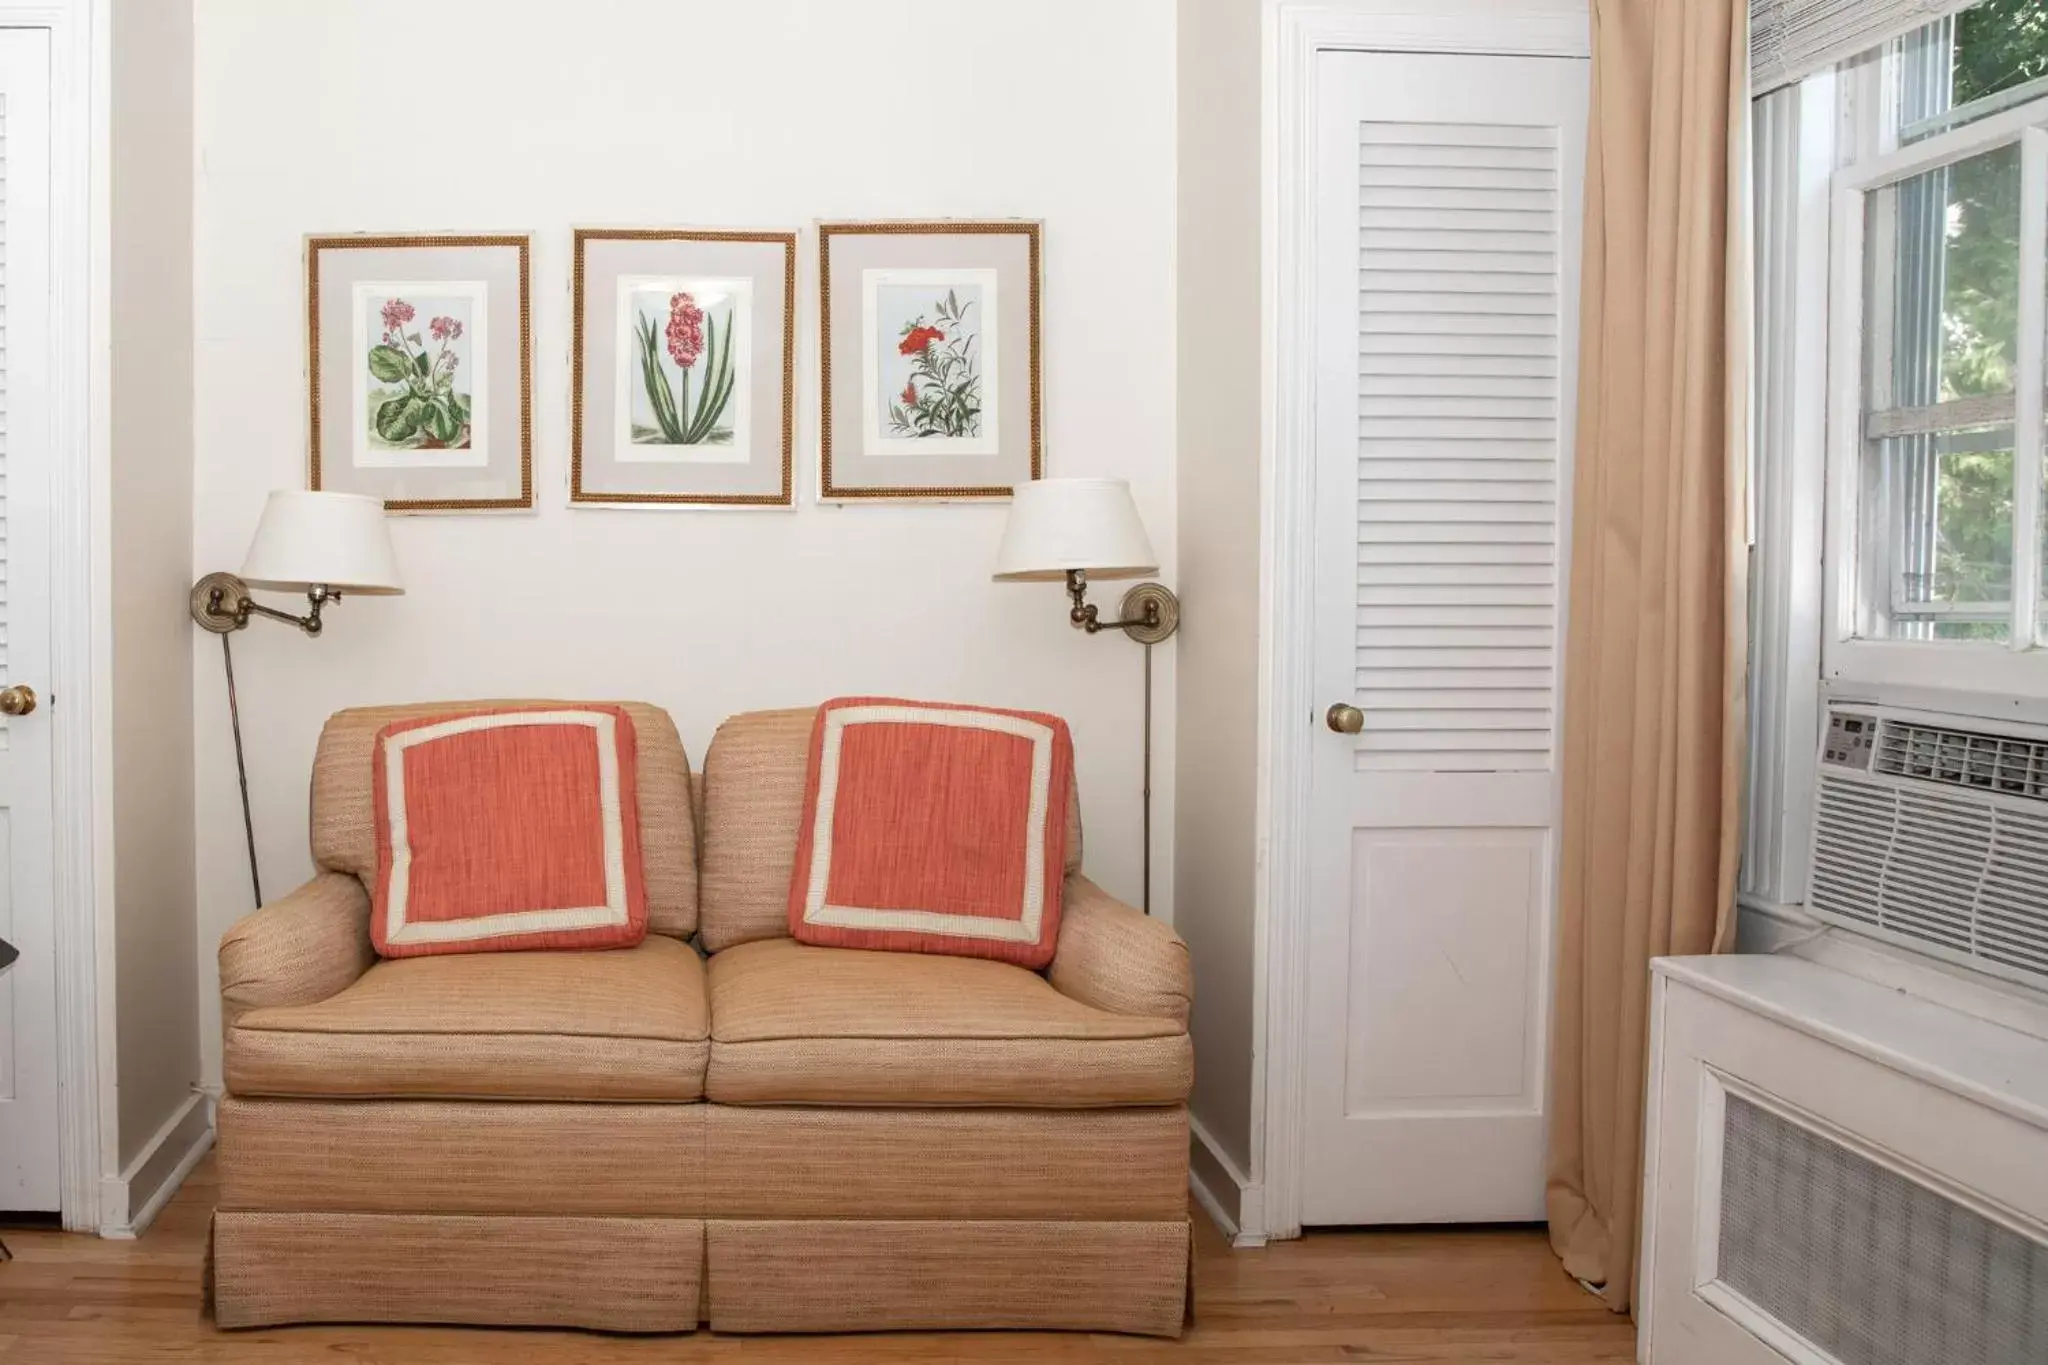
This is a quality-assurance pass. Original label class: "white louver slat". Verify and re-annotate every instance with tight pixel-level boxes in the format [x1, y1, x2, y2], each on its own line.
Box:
[1353, 121, 1563, 773]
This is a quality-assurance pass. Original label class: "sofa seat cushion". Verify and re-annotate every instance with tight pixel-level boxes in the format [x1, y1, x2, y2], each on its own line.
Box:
[705, 938, 1190, 1107]
[225, 936, 708, 1101]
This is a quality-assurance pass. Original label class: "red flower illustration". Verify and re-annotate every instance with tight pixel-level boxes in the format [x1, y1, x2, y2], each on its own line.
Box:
[380, 298, 416, 333]
[429, 315, 463, 343]
[666, 293, 705, 368]
[901, 380, 917, 406]
[898, 324, 945, 356]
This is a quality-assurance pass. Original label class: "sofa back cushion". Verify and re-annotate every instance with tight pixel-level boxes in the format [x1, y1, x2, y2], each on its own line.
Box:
[369, 705, 649, 957]
[312, 699, 698, 939]
[700, 705, 1082, 953]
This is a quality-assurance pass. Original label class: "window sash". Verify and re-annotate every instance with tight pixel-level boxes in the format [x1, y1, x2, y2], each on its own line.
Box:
[1829, 93, 2048, 675]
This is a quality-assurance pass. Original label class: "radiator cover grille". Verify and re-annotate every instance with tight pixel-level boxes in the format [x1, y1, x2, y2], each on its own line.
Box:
[1718, 1094, 2048, 1365]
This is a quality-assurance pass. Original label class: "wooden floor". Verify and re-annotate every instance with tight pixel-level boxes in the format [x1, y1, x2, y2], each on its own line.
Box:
[0, 1156, 1635, 1363]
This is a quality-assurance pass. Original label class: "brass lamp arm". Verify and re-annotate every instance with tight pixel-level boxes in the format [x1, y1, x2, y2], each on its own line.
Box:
[235, 587, 338, 636]
[1063, 569, 1180, 644]
[191, 573, 339, 638]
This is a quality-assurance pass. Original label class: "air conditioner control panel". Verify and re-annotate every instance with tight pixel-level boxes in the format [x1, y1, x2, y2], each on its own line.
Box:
[1822, 710, 1877, 771]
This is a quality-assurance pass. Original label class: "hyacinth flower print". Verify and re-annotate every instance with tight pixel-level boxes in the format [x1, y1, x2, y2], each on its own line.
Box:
[363, 294, 475, 452]
[886, 288, 983, 439]
[628, 282, 743, 448]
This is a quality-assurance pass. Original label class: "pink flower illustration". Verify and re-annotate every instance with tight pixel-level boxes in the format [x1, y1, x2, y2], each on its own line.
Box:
[901, 380, 917, 406]
[666, 293, 705, 368]
[429, 316, 463, 343]
[381, 298, 416, 333]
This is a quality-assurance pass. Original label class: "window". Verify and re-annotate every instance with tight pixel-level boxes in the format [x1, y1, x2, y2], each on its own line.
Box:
[1830, 2, 2048, 688]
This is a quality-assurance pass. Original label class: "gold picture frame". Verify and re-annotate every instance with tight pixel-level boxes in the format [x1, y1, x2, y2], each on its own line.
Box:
[307, 233, 533, 512]
[818, 220, 1043, 501]
[570, 228, 798, 507]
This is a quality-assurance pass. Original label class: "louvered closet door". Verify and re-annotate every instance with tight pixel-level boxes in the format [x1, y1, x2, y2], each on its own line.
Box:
[0, 30, 59, 1215]
[1302, 49, 1586, 1224]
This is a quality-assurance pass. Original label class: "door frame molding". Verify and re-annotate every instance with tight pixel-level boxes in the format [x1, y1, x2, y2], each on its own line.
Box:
[1257, 0, 1589, 1241]
[0, 0, 105, 1231]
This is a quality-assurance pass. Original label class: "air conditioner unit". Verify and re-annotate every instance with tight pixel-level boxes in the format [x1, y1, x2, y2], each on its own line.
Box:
[1636, 701, 2048, 1363]
[1807, 701, 2048, 989]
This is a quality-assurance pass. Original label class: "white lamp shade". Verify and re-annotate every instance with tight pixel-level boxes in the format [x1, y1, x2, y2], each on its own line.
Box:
[992, 478, 1159, 581]
[238, 490, 403, 594]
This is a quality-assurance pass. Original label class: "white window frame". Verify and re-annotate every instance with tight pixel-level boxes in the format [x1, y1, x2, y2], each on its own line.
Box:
[1825, 87, 2048, 695]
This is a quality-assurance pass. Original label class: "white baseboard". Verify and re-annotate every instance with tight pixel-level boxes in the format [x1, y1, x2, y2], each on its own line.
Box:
[1189, 1113, 1268, 1248]
[1189, 1162, 1240, 1241]
[98, 1091, 213, 1239]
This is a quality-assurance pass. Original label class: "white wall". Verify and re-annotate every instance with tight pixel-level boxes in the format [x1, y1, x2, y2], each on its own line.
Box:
[110, 0, 199, 1170]
[1174, 0, 1262, 1184]
[190, 0, 1178, 1084]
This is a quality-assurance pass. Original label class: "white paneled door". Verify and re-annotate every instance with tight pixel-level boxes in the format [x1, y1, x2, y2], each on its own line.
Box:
[0, 28, 58, 1215]
[1303, 49, 1586, 1224]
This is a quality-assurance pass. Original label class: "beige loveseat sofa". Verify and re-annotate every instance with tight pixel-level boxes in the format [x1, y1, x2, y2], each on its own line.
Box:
[211, 702, 1194, 1336]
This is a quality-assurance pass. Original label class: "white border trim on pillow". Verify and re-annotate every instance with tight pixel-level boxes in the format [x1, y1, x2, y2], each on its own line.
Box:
[382, 708, 631, 946]
[801, 703, 1052, 942]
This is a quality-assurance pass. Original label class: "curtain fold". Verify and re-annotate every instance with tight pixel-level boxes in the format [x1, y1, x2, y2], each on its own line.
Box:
[1546, 0, 1748, 1315]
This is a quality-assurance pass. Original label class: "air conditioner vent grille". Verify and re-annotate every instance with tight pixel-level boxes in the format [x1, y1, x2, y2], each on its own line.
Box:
[1811, 773, 2048, 979]
[1875, 720, 2048, 802]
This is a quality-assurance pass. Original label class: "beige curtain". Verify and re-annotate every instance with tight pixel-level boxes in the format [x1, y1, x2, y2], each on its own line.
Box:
[1546, 0, 1749, 1315]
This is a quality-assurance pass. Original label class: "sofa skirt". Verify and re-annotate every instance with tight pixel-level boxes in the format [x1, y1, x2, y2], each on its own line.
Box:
[210, 1099, 1192, 1337]
[704, 1217, 1190, 1337]
[211, 1210, 704, 1332]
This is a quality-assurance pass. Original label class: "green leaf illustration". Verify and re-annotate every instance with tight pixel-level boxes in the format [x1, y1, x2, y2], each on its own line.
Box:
[422, 397, 461, 444]
[683, 311, 738, 444]
[634, 310, 686, 443]
[367, 345, 411, 383]
[374, 395, 422, 443]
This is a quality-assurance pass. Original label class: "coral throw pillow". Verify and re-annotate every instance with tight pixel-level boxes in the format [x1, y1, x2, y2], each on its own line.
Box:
[370, 706, 648, 957]
[788, 697, 1074, 968]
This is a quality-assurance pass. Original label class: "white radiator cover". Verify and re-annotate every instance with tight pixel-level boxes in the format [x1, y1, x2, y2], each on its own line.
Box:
[1639, 956, 2048, 1365]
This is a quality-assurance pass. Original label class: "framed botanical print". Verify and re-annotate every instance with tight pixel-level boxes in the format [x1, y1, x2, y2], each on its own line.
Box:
[818, 220, 1042, 500]
[307, 233, 533, 511]
[572, 228, 797, 507]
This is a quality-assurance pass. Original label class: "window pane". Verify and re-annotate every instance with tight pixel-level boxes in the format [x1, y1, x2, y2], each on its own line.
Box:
[1864, 427, 2013, 643]
[1955, 0, 2048, 110]
[1897, 3, 2048, 144]
[1864, 144, 2022, 406]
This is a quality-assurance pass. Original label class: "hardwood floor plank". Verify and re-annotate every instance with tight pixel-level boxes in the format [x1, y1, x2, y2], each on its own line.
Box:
[0, 1156, 1634, 1361]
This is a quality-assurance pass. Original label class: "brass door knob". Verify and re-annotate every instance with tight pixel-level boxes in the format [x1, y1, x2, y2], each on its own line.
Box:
[1326, 702, 1364, 734]
[0, 685, 36, 716]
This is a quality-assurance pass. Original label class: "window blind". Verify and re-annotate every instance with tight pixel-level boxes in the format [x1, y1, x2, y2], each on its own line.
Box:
[1752, 0, 1978, 95]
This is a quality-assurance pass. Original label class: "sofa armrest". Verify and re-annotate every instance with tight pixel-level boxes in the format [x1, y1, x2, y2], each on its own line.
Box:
[219, 872, 375, 1029]
[1047, 875, 1191, 1029]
